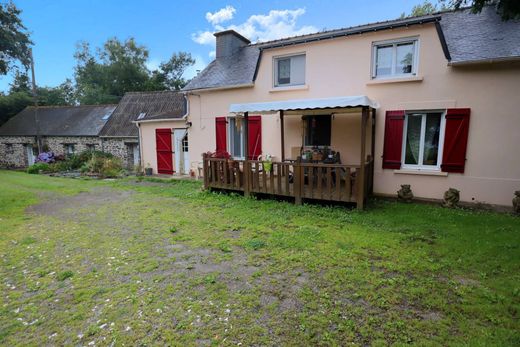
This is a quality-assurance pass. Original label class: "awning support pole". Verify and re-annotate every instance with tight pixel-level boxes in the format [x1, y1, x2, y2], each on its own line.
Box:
[357, 106, 368, 210]
[280, 110, 285, 161]
[243, 112, 250, 198]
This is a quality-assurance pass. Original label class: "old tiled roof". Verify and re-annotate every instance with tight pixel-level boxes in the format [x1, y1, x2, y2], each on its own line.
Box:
[439, 6, 520, 64]
[182, 46, 260, 91]
[99, 91, 186, 137]
[184, 6, 520, 91]
[0, 105, 116, 136]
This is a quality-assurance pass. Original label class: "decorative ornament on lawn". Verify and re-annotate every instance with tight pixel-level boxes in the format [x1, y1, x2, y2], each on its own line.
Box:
[513, 191, 520, 215]
[397, 184, 414, 203]
[443, 188, 460, 208]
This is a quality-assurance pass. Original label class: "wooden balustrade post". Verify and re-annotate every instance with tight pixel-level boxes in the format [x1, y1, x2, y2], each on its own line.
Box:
[202, 153, 209, 189]
[294, 161, 302, 205]
[244, 161, 250, 197]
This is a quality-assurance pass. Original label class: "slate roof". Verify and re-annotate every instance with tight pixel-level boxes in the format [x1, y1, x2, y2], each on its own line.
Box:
[0, 105, 116, 137]
[439, 6, 520, 64]
[182, 46, 260, 91]
[184, 6, 520, 91]
[99, 91, 186, 137]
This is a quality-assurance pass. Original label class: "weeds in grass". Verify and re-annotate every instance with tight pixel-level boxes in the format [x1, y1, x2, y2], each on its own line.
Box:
[57, 271, 74, 281]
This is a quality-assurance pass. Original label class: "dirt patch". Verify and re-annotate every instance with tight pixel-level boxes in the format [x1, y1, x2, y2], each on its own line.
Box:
[26, 188, 133, 218]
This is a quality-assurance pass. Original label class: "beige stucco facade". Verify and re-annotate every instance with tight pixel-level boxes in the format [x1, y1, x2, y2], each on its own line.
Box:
[179, 22, 520, 206]
[138, 120, 190, 175]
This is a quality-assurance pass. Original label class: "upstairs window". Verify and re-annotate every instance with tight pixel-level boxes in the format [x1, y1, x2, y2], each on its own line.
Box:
[372, 38, 418, 79]
[274, 54, 305, 87]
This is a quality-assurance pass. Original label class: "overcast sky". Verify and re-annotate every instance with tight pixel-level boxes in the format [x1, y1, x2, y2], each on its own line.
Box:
[0, 0, 426, 92]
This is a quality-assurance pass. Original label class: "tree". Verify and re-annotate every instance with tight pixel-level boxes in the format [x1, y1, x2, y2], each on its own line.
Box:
[74, 37, 196, 104]
[453, 0, 520, 20]
[74, 38, 151, 104]
[0, 1, 32, 75]
[150, 52, 196, 91]
[400, 1, 450, 18]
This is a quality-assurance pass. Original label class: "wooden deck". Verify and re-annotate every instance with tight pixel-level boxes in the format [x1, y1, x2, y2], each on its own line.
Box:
[203, 157, 374, 208]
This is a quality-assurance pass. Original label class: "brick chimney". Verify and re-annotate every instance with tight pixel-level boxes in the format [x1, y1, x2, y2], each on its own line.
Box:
[214, 30, 250, 58]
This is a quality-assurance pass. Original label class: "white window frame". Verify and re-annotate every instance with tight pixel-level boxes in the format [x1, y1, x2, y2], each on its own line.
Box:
[273, 53, 306, 87]
[227, 117, 245, 160]
[371, 37, 419, 79]
[65, 144, 75, 156]
[401, 110, 446, 171]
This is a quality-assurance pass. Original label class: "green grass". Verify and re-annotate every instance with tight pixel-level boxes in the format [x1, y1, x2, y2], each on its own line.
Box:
[0, 170, 519, 346]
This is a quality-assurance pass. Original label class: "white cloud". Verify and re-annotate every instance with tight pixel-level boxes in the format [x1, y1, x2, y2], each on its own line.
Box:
[208, 51, 216, 59]
[206, 5, 236, 25]
[191, 30, 215, 45]
[191, 7, 317, 50]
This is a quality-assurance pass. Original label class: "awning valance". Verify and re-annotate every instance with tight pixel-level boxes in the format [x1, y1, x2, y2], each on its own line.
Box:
[229, 95, 379, 114]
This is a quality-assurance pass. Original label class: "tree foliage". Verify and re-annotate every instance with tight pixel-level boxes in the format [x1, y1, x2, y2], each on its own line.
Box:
[453, 0, 520, 20]
[0, 1, 32, 76]
[402, 0, 520, 20]
[74, 38, 195, 104]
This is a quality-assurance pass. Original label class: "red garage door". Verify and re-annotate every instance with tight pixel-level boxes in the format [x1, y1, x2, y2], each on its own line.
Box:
[156, 128, 173, 174]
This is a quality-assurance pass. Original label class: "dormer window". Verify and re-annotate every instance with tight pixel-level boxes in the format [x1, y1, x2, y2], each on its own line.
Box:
[274, 54, 305, 87]
[372, 38, 418, 79]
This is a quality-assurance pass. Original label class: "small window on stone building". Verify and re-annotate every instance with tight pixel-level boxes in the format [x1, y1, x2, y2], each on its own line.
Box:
[86, 144, 96, 151]
[65, 144, 75, 156]
[5, 143, 13, 154]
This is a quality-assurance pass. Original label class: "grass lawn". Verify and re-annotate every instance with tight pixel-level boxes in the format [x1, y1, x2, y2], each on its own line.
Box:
[0, 170, 519, 346]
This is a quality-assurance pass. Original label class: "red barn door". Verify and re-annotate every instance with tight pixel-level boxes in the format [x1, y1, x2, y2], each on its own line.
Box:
[156, 128, 173, 174]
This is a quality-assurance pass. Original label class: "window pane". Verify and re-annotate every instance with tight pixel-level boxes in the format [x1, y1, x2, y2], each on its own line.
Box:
[405, 115, 422, 165]
[305, 115, 331, 146]
[375, 45, 392, 76]
[290, 55, 305, 85]
[422, 113, 441, 166]
[230, 118, 243, 157]
[277, 58, 291, 85]
[396, 42, 414, 74]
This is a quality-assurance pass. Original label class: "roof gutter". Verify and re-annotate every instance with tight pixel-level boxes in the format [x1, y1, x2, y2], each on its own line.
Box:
[182, 83, 254, 93]
[132, 118, 186, 124]
[448, 56, 520, 66]
[257, 16, 441, 50]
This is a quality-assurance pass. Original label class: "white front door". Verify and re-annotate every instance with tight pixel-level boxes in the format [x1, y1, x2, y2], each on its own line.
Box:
[26, 145, 35, 166]
[173, 129, 189, 175]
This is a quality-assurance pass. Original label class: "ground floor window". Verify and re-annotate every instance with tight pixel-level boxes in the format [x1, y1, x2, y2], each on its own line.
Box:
[303, 115, 331, 147]
[86, 144, 96, 151]
[402, 112, 444, 169]
[228, 117, 244, 159]
[65, 144, 75, 156]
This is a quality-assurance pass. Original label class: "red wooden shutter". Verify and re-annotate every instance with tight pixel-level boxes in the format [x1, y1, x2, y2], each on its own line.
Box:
[215, 117, 227, 155]
[382, 110, 405, 169]
[248, 115, 262, 160]
[441, 108, 470, 173]
[156, 128, 173, 174]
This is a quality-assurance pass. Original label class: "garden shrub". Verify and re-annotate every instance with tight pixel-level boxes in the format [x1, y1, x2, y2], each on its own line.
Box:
[81, 153, 122, 178]
[27, 162, 50, 174]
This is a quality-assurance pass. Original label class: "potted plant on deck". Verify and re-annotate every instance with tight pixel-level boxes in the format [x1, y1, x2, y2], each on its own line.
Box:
[260, 153, 273, 173]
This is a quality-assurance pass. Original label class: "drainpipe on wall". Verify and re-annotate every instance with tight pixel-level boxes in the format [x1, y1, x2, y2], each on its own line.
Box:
[135, 122, 144, 171]
[29, 49, 42, 153]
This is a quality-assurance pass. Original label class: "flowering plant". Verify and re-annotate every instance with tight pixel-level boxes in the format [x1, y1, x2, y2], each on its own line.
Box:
[36, 151, 55, 163]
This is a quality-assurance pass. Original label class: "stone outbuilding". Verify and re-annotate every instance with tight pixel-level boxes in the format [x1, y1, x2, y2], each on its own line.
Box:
[0, 105, 116, 168]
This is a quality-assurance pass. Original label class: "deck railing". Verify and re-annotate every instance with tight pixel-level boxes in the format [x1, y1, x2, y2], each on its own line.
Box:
[202, 155, 373, 208]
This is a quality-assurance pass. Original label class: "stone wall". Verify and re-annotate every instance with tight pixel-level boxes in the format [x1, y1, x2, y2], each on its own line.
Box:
[0, 136, 36, 168]
[0, 136, 139, 169]
[44, 136, 101, 156]
[101, 137, 140, 169]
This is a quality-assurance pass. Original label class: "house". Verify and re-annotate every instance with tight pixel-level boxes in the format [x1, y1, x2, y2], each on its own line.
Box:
[0, 105, 116, 168]
[107, 91, 187, 175]
[180, 6, 520, 208]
